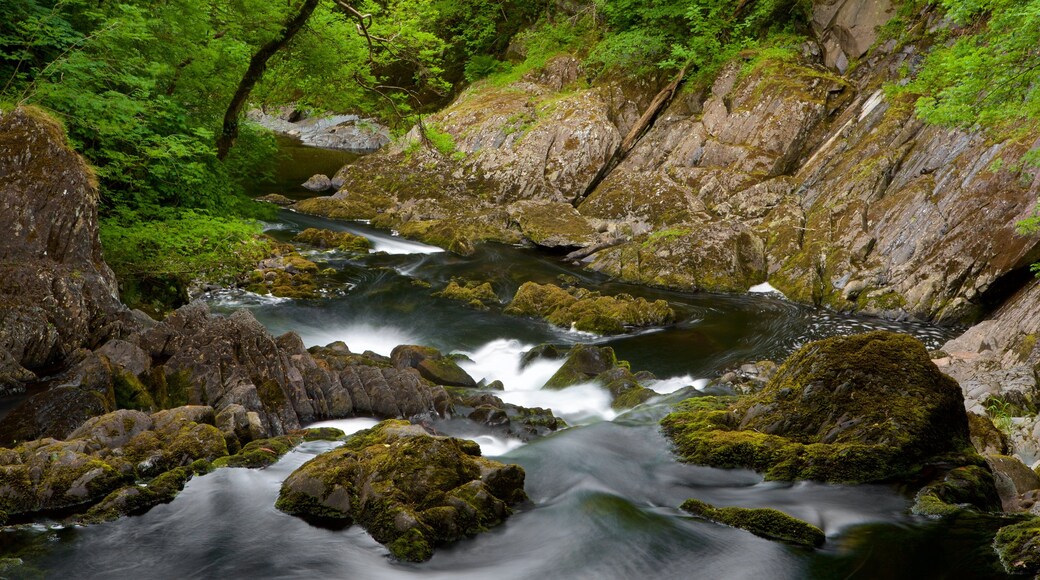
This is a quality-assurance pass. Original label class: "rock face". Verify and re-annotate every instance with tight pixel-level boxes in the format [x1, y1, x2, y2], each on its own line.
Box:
[293, 7, 1040, 326]
[276, 419, 527, 562]
[0, 108, 130, 394]
[248, 110, 390, 152]
[662, 331, 975, 483]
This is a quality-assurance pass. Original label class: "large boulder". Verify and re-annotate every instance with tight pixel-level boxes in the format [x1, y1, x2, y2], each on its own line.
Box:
[542, 344, 658, 410]
[276, 420, 527, 562]
[0, 108, 131, 394]
[662, 331, 976, 483]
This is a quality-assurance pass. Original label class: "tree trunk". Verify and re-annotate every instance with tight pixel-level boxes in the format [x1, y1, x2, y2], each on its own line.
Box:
[216, 0, 321, 160]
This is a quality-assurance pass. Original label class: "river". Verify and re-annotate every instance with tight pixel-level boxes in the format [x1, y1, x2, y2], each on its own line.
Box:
[2, 145, 1013, 579]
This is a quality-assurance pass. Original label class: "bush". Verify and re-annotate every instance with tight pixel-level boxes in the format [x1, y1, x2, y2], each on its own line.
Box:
[99, 209, 274, 315]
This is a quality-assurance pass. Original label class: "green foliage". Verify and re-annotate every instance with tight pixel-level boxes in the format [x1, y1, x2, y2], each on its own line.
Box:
[587, 0, 811, 76]
[99, 209, 273, 314]
[899, 0, 1040, 133]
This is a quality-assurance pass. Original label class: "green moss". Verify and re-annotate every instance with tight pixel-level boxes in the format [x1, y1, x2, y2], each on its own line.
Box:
[276, 419, 524, 562]
[433, 280, 499, 309]
[912, 465, 1002, 516]
[257, 379, 288, 409]
[662, 332, 976, 483]
[293, 228, 372, 253]
[994, 516, 1040, 575]
[113, 369, 156, 411]
[506, 282, 674, 335]
[681, 498, 825, 548]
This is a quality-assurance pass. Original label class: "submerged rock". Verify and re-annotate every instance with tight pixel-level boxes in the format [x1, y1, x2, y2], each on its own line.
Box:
[505, 282, 674, 335]
[681, 499, 825, 548]
[662, 331, 976, 483]
[276, 419, 526, 561]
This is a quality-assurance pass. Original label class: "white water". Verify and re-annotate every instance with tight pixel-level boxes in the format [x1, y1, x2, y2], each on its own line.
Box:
[305, 417, 522, 457]
[367, 233, 443, 255]
[458, 339, 623, 424]
[748, 282, 785, 297]
[648, 375, 709, 395]
[296, 323, 422, 356]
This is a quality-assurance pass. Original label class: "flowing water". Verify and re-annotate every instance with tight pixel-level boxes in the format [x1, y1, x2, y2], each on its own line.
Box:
[2, 147, 1013, 578]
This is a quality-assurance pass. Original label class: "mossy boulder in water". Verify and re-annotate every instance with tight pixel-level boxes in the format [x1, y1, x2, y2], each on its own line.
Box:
[543, 344, 657, 409]
[506, 201, 596, 249]
[211, 427, 345, 469]
[994, 516, 1040, 576]
[390, 345, 476, 388]
[293, 228, 372, 253]
[506, 282, 673, 335]
[432, 279, 499, 309]
[912, 465, 1002, 516]
[680, 498, 825, 548]
[662, 331, 975, 483]
[275, 419, 526, 561]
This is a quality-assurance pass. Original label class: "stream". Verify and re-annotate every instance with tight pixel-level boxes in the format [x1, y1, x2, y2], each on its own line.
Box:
[1, 146, 1014, 579]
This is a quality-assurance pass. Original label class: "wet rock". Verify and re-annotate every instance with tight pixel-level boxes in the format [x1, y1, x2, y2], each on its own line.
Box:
[707, 361, 778, 395]
[681, 498, 825, 548]
[0, 386, 109, 445]
[519, 344, 563, 369]
[994, 517, 1040, 576]
[451, 392, 563, 440]
[212, 427, 344, 469]
[542, 344, 619, 389]
[967, 412, 1010, 456]
[390, 345, 476, 388]
[276, 420, 526, 561]
[96, 339, 151, 377]
[663, 331, 975, 483]
[586, 222, 768, 293]
[506, 282, 674, 335]
[68, 410, 153, 451]
[80, 463, 206, 523]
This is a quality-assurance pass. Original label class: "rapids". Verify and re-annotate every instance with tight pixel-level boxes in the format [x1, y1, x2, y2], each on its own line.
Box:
[6, 208, 1012, 579]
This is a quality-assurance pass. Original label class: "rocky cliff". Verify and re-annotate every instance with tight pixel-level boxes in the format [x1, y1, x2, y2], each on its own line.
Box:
[0, 108, 131, 394]
[296, 1, 1040, 327]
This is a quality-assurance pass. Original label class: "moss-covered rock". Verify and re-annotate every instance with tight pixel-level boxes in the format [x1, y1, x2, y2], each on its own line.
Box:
[994, 516, 1040, 576]
[390, 345, 476, 388]
[507, 200, 596, 249]
[542, 344, 621, 390]
[432, 280, 499, 309]
[662, 332, 976, 483]
[505, 282, 674, 335]
[680, 498, 825, 548]
[912, 465, 1002, 517]
[276, 419, 526, 561]
[293, 228, 372, 253]
[79, 463, 205, 524]
[212, 427, 344, 469]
